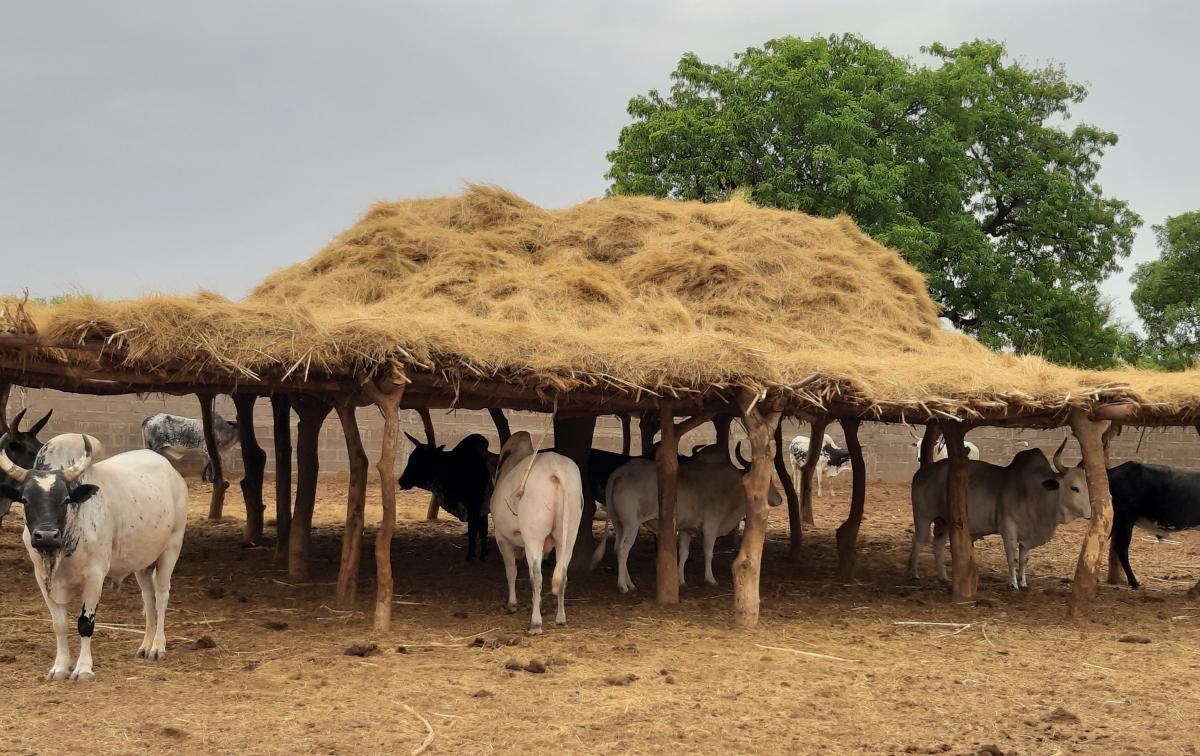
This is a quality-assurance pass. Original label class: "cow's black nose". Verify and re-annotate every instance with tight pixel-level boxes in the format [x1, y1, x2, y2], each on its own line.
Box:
[31, 527, 60, 547]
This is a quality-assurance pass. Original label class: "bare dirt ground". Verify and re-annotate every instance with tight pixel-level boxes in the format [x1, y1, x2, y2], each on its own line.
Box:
[3, 475, 1200, 755]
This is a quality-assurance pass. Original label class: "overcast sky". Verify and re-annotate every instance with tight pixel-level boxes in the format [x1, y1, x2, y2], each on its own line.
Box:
[3, 1, 1196, 329]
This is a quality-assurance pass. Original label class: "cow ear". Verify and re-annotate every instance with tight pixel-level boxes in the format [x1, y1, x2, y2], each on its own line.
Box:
[1041, 478, 1060, 491]
[69, 484, 100, 504]
[0, 484, 23, 503]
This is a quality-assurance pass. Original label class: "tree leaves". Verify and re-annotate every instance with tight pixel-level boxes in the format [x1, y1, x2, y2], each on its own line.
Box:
[1131, 212, 1200, 369]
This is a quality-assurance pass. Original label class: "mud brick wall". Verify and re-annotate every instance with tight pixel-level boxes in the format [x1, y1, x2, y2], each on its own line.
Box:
[6, 388, 1199, 482]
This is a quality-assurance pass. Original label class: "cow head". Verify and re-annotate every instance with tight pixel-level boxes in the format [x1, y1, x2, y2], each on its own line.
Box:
[732, 442, 784, 507]
[0, 408, 53, 519]
[1044, 437, 1091, 523]
[399, 432, 445, 490]
[0, 434, 98, 551]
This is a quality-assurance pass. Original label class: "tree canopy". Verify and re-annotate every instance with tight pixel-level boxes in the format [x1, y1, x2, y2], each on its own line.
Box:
[1130, 211, 1200, 370]
[607, 34, 1141, 368]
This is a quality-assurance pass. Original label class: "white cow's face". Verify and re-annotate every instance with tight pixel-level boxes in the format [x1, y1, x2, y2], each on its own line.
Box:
[1042, 467, 1090, 523]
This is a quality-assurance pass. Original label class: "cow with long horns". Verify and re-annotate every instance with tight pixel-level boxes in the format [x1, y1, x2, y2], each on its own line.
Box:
[0, 435, 188, 681]
[0, 406, 54, 524]
[907, 438, 1091, 589]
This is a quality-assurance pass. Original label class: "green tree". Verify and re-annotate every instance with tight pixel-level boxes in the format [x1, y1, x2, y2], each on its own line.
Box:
[1131, 211, 1200, 369]
[607, 34, 1141, 367]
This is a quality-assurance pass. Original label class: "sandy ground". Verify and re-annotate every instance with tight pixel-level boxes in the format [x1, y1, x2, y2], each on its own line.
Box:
[3, 474, 1200, 755]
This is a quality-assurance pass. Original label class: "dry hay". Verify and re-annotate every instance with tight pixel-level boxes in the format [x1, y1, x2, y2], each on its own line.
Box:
[5, 185, 1200, 417]
[2, 476, 1199, 754]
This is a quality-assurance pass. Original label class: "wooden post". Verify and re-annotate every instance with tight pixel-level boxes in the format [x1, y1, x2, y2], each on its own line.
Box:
[732, 390, 781, 628]
[834, 418, 867, 580]
[799, 416, 828, 525]
[233, 394, 267, 545]
[619, 414, 632, 456]
[1068, 409, 1115, 617]
[270, 394, 293, 562]
[639, 412, 659, 457]
[363, 371, 406, 632]
[919, 424, 942, 466]
[488, 408, 512, 445]
[655, 403, 681, 604]
[774, 420, 803, 561]
[417, 407, 441, 521]
[941, 421, 977, 599]
[288, 395, 331, 580]
[335, 400, 369, 606]
[555, 415, 598, 568]
[198, 392, 229, 520]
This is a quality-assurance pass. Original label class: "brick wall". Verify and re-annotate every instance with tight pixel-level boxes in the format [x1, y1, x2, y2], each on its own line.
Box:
[6, 387, 1199, 481]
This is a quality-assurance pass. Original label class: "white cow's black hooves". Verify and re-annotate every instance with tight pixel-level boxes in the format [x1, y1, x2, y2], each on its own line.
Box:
[503, 604, 517, 615]
[47, 668, 70, 681]
[527, 625, 543, 636]
[69, 670, 95, 682]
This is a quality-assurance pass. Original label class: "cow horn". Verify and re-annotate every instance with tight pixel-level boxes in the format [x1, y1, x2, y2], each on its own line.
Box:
[28, 409, 52, 437]
[0, 434, 28, 483]
[691, 443, 709, 455]
[0, 384, 10, 434]
[62, 435, 93, 482]
[1052, 437, 1068, 474]
[733, 441, 751, 470]
[11, 408, 27, 433]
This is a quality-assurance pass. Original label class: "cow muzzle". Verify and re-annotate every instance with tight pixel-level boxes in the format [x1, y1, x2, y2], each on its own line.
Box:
[30, 527, 61, 549]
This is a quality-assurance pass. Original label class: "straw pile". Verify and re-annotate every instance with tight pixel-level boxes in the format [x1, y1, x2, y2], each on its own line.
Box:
[4, 185, 1200, 418]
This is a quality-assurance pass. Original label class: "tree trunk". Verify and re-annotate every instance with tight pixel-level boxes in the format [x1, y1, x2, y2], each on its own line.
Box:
[366, 375, 407, 632]
[834, 418, 867, 580]
[638, 412, 659, 457]
[799, 417, 828, 525]
[288, 396, 331, 580]
[198, 392, 229, 519]
[1069, 410, 1115, 617]
[233, 394, 266, 545]
[555, 415, 597, 569]
[334, 401, 369, 606]
[416, 407, 442, 521]
[919, 424, 941, 466]
[941, 422, 977, 599]
[655, 403, 680, 605]
[270, 394, 293, 562]
[731, 390, 781, 628]
[774, 420, 803, 561]
[619, 414, 632, 456]
[489, 408, 511, 445]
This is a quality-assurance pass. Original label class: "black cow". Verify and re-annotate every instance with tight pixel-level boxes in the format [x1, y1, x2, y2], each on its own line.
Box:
[1108, 461, 1200, 590]
[0, 408, 53, 523]
[400, 433, 495, 561]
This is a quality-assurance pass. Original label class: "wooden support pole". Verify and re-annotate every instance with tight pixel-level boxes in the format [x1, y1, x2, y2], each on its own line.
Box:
[270, 394, 293, 562]
[364, 371, 406, 632]
[941, 422, 977, 600]
[732, 390, 781, 628]
[288, 395, 331, 580]
[555, 414, 598, 569]
[1068, 409, 1115, 617]
[489, 408, 512, 446]
[233, 394, 267, 545]
[834, 418, 867, 580]
[416, 407, 442, 521]
[639, 412, 659, 457]
[655, 403, 681, 605]
[335, 400, 369, 606]
[919, 424, 942, 467]
[774, 420, 803, 561]
[1103, 422, 1124, 585]
[619, 414, 632, 456]
[197, 392, 229, 520]
[799, 416, 828, 525]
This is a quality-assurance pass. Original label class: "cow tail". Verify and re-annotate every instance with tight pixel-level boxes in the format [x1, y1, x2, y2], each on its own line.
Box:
[551, 472, 569, 596]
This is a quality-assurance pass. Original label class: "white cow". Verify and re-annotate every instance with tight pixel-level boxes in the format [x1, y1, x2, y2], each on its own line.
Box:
[788, 434, 851, 496]
[35, 433, 106, 469]
[907, 439, 1090, 589]
[0, 435, 188, 680]
[597, 446, 783, 592]
[489, 432, 584, 635]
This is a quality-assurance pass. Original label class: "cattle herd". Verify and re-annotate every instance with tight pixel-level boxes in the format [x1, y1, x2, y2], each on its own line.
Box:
[2, 404, 1200, 678]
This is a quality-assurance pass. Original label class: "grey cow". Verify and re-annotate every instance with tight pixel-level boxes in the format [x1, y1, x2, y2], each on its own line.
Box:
[142, 413, 238, 482]
[907, 439, 1091, 590]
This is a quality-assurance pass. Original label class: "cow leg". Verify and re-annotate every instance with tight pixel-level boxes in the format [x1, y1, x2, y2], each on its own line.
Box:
[615, 522, 638, 593]
[523, 539, 545, 635]
[134, 568, 157, 658]
[496, 538, 519, 613]
[71, 572, 104, 681]
[554, 548, 568, 627]
[677, 531, 691, 587]
[1018, 544, 1031, 589]
[1110, 516, 1139, 589]
[702, 527, 720, 586]
[147, 546, 182, 660]
[476, 509, 489, 562]
[907, 518, 929, 582]
[465, 512, 477, 562]
[36, 576, 72, 680]
[932, 523, 949, 582]
[1001, 527, 1020, 590]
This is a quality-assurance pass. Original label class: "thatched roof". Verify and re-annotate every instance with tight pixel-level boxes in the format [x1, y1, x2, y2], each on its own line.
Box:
[2, 185, 1199, 422]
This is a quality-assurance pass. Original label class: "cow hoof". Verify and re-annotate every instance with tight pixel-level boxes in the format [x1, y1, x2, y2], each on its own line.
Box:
[504, 603, 517, 615]
[465, 553, 475, 563]
[704, 578, 718, 587]
[1131, 583, 1142, 591]
[136, 647, 148, 659]
[69, 669, 95, 682]
[47, 667, 70, 681]
[555, 619, 567, 628]
[527, 625, 543, 636]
